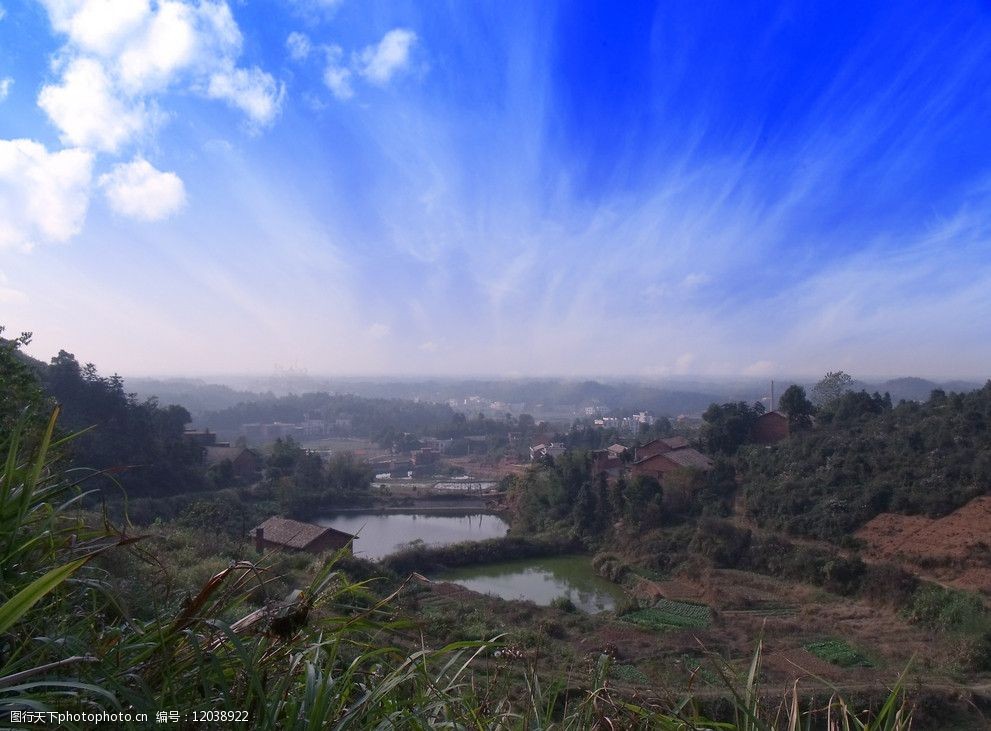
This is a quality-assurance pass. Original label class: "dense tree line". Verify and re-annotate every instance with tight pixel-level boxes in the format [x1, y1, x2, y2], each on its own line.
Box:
[508, 451, 736, 539]
[201, 392, 458, 435]
[264, 437, 373, 515]
[741, 382, 991, 542]
[1, 331, 204, 497]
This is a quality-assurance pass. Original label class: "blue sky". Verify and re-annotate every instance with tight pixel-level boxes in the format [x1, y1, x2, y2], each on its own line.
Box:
[1, 0, 990, 378]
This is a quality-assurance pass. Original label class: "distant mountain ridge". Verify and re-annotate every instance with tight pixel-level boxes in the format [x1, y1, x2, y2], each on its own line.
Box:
[123, 374, 986, 422]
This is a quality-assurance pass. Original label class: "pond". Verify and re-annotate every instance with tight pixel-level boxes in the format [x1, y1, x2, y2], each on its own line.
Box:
[435, 555, 625, 613]
[314, 511, 510, 560]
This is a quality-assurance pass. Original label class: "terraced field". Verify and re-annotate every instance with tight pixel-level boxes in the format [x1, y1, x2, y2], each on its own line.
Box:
[805, 639, 874, 668]
[622, 599, 713, 630]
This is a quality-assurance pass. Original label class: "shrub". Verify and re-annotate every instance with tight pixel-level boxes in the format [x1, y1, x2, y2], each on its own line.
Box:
[550, 596, 578, 613]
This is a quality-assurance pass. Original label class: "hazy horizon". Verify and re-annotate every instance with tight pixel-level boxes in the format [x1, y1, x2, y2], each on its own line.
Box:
[3, 2, 991, 379]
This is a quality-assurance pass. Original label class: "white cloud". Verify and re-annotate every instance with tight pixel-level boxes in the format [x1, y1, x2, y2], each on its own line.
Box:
[207, 64, 284, 126]
[0, 5, 6, 22]
[0, 77, 11, 101]
[42, 0, 151, 56]
[357, 28, 416, 85]
[38, 58, 151, 153]
[38, 0, 279, 150]
[98, 157, 185, 221]
[323, 46, 353, 100]
[8, 0, 282, 250]
[0, 139, 93, 250]
[286, 31, 311, 61]
[117, 0, 241, 94]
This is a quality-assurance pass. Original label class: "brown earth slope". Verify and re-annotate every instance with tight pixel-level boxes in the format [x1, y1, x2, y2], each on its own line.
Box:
[856, 496, 991, 596]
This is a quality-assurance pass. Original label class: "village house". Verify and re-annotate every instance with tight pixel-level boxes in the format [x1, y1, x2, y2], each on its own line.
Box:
[606, 443, 628, 459]
[253, 516, 356, 555]
[204, 445, 261, 481]
[529, 442, 566, 460]
[183, 428, 218, 448]
[751, 410, 790, 445]
[634, 435, 690, 461]
[630, 447, 713, 481]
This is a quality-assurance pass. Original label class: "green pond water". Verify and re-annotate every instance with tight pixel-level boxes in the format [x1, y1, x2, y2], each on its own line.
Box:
[315, 511, 510, 560]
[436, 555, 625, 613]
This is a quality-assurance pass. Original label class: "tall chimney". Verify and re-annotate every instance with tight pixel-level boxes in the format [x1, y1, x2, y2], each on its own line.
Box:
[255, 527, 264, 553]
[770, 380, 775, 412]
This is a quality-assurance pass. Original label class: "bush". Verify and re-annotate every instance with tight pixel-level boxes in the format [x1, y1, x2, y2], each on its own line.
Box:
[550, 596, 578, 613]
[904, 585, 987, 632]
[381, 534, 578, 574]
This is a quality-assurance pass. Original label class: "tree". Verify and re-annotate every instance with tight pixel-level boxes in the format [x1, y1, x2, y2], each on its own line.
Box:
[702, 401, 764, 455]
[778, 384, 815, 430]
[0, 329, 47, 434]
[621, 475, 664, 528]
[812, 371, 854, 407]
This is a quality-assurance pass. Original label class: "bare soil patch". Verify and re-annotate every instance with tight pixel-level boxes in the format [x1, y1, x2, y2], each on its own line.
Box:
[856, 496, 991, 595]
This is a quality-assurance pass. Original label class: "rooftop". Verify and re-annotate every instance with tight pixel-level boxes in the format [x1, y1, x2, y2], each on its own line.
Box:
[254, 516, 355, 551]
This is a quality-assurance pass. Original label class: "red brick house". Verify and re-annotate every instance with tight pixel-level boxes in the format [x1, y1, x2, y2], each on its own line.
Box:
[630, 447, 713, 481]
[253, 517, 356, 555]
[634, 435, 690, 461]
[750, 411, 789, 445]
[590, 451, 624, 478]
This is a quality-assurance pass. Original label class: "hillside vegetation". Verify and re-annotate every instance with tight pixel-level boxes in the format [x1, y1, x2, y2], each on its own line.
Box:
[742, 384, 991, 542]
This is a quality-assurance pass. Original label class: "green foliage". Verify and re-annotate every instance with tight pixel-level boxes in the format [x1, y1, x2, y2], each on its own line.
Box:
[805, 639, 874, 668]
[812, 370, 855, 407]
[702, 401, 765, 455]
[610, 663, 649, 685]
[904, 585, 987, 633]
[549, 595, 578, 613]
[0, 329, 48, 436]
[265, 438, 373, 515]
[742, 381, 991, 542]
[380, 534, 577, 575]
[778, 384, 815, 430]
[32, 349, 206, 497]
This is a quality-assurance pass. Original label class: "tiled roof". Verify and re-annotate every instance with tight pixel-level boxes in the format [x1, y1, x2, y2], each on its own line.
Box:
[660, 436, 690, 450]
[664, 448, 713, 470]
[254, 517, 354, 550]
[204, 446, 247, 466]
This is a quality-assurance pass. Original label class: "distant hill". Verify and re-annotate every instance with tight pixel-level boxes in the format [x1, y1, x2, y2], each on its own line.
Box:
[124, 377, 268, 419]
[852, 377, 983, 403]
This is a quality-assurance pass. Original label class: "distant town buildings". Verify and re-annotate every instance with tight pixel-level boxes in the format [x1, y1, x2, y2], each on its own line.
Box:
[593, 411, 658, 433]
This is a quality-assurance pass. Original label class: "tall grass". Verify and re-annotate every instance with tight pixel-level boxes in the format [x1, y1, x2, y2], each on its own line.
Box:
[0, 409, 913, 729]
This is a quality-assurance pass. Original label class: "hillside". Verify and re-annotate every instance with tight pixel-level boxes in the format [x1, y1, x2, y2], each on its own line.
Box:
[742, 383, 991, 542]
